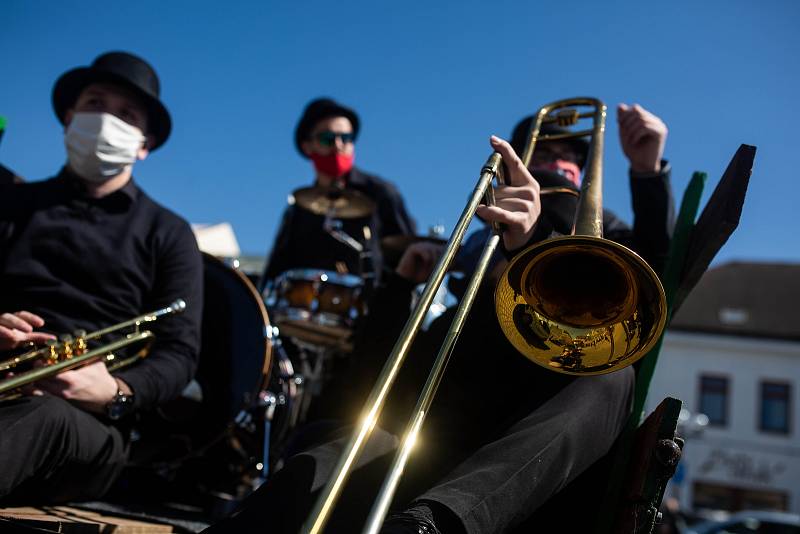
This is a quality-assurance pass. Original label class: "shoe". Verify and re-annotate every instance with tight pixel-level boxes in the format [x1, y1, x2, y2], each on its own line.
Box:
[380, 511, 442, 534]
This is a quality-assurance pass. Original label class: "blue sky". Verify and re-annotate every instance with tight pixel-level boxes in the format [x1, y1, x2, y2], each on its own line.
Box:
[2, 0, 798, 265]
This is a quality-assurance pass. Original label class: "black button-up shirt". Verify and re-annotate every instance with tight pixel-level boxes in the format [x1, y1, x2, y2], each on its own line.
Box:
[0, 168, 203, 410]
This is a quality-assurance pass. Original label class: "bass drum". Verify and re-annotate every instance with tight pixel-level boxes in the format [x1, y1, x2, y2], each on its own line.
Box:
[122, 254, 299, 517]
[196, 253, 272, 428]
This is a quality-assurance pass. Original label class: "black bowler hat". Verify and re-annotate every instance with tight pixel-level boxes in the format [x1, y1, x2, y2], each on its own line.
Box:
[52, 51, 172, 150]
[510, 115, 590, 169]
[294, 98, 360, 158]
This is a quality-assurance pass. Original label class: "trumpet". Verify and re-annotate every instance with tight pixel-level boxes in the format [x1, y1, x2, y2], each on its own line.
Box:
[0, 299, 186, 399]
[303, 98, 668, 533]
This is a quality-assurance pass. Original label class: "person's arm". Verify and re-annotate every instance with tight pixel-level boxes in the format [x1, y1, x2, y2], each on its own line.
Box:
[114, 219, 204, 410]
[609, 103, 675, 272]
[260, 206, 295, 292]
[375, 181, 417, 237]
[628, 164, 674, 273]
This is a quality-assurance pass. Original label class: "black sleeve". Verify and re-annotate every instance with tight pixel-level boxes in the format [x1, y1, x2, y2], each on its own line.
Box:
[340, 270, 417, 416]
[351, 270, 416, 362]
[115, 220, 204, 410]
[375, 182, 416, 237]
[605, 161, 675, 273]
[260, 206, 295, 290]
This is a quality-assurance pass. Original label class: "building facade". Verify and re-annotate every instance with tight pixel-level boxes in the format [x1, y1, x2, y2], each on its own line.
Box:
[645, 262, 800, 514]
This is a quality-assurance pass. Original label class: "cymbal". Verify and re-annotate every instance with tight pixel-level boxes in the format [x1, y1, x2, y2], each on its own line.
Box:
[291, 186, 376, 219]
[380, 234, 447, 268]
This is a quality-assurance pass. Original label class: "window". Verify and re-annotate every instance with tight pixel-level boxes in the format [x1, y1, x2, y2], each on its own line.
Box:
[699, 375, 729, 426]
[760, 382, 791, 434]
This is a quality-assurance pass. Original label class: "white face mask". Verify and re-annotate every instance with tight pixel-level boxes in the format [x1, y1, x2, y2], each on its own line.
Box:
[64, 112, 146, 183]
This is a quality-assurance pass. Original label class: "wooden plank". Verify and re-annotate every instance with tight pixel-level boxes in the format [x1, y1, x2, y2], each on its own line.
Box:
[0, 506, 173, 533]
[0, 507, 100, 533]
[673, 144, 756, 314]
[612, 397, 683, 534]
[55, 507, 174, 533]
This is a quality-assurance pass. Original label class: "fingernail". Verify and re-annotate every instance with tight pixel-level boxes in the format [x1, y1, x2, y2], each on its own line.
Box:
[490, 135, 500, 144]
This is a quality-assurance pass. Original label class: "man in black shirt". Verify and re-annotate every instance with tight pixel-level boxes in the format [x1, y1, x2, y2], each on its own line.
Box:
[0, 51, 203, 504]
[260, 98, 416, 288]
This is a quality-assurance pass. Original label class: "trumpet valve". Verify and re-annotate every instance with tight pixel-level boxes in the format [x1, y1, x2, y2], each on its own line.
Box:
[46, 340, 59, 364]
[74, 337, 88, 355]
[58, 334, 75, 360]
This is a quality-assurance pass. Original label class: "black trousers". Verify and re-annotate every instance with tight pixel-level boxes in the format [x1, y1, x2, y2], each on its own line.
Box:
[204, 366, 634, 534]
[0, 395, 128, 504]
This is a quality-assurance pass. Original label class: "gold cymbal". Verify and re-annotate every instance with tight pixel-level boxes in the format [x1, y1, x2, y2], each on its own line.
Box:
[291, 186, 376, 219]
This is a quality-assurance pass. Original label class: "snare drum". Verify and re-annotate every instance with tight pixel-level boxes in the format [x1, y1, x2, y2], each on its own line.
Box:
[269, 269, 365, 348]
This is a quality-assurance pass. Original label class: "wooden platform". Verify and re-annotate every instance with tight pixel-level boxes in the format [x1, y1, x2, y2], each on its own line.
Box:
[0, 506, 173, 533]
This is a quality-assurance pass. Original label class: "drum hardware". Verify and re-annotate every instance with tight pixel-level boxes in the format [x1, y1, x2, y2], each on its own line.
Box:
[323, 213, 364, 253]
[223, 257, 241, 270]
[301, 98, 669, 533]
[0, 300, 186, 399]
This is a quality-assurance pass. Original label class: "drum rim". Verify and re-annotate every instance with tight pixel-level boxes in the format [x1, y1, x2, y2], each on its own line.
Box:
[276, 268, 363, 287]
[273, 307, 354, 329]
[202, 252, 274, 394]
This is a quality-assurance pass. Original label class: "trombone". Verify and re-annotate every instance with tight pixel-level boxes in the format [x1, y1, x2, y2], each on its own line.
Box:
[0, 299, 186, 399]
[302, 97, 667, 534]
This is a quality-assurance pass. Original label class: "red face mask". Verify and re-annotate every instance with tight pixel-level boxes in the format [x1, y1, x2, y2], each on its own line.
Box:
[539, 161, 582, 187]
[310, 152, 355, 179]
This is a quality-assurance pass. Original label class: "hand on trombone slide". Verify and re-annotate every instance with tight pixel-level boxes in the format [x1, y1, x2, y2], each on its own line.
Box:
[396, 136, 542, 283]
[476, 135, 542, 252]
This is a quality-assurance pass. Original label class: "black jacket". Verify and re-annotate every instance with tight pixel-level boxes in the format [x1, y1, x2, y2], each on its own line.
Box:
[261, 167, 415, 286]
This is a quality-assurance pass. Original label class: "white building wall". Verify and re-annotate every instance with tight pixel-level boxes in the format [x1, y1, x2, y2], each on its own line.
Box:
[645, 331, 800, 513]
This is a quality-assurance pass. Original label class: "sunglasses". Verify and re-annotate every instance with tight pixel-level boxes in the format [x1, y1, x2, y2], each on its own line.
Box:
[315, 131, 356, 147]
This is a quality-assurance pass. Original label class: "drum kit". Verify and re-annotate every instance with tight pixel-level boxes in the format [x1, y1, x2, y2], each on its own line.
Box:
[116, 184, 446, 517]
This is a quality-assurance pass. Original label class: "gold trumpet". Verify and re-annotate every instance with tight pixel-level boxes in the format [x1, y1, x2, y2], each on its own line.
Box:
[302, 98, 667, 534]
[0, 299, 186, 399]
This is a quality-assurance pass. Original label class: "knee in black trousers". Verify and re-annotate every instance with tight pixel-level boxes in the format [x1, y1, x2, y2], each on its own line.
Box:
[0, 395, 127, 504]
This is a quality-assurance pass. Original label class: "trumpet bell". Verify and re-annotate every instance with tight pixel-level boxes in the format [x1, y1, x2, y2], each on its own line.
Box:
[496, 235, 667, 376]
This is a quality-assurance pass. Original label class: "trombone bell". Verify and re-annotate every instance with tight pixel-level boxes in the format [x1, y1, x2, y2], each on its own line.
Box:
[496, 236, 667, 376]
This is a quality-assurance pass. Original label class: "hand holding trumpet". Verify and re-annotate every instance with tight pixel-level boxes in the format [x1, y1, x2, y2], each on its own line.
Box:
[0, 311, 56, 351]
[1, 310, 125, 411]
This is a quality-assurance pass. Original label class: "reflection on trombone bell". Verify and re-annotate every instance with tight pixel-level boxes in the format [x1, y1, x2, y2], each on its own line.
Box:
[499, 235, 666, 375]
[302, 97, 669, 534]
[0, 299, 186, 399]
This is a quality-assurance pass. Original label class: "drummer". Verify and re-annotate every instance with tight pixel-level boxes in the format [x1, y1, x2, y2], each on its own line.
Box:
[259, 98, 416, 290]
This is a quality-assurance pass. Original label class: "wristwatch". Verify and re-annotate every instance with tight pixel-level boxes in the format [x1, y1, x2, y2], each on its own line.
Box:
[106, 382, 135, 420]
